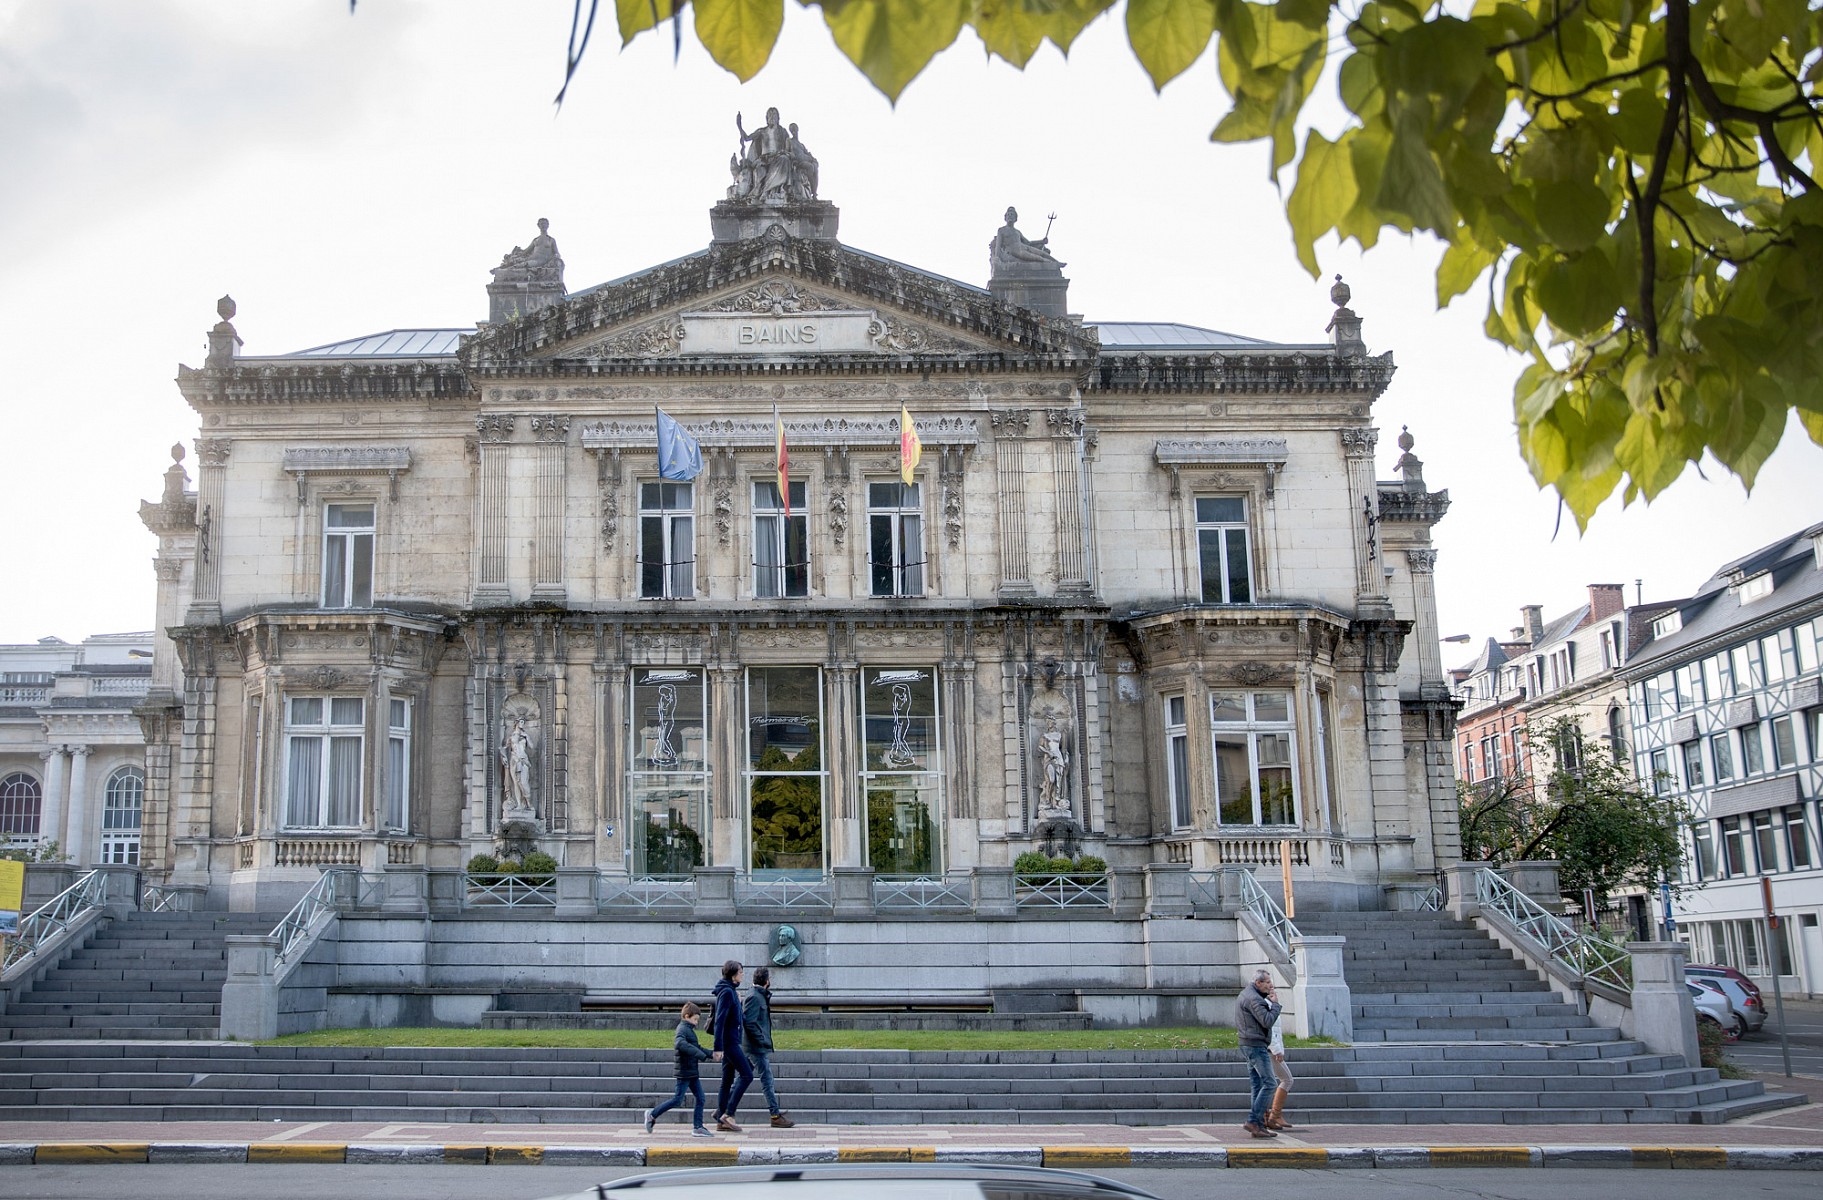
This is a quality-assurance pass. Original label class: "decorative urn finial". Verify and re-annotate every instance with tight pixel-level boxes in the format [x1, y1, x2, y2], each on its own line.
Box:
[1330, 274, 1351, 308]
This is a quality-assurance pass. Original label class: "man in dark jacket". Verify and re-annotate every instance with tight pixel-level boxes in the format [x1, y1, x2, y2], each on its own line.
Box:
[710, 959, 754, 1132]
[1235, 968, 1283, 1138]
[743, 965, 794, 1127]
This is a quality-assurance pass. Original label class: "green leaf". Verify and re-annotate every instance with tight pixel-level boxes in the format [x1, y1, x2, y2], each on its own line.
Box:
[694, 0, 784, 80]
[1285, 129, 1358, 276]
[1373, 105, 1454, 232]
[820, 0, 968, 100]
[971, 0, 1048, 67]
[1533, 180, 1611, 252]
[1533, 249, 1624, 336]
[1436, 238, 1498, 306]
[619, 0, 681, 46]
[1125, 0, 1216, 90]
[1037, 0, 1120, 54]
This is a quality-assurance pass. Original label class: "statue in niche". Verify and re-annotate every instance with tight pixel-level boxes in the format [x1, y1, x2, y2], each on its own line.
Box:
[497, 697, 542, 824]
[492, 218, 564, 284]
[1036, 716, 1073, 819]
[728, 108, 818, 204]
[990, 207, 1065, 275]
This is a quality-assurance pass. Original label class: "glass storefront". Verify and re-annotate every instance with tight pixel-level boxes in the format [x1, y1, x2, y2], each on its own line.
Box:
[746, 666, 826, 878]
[628, 668, 709, 877]
[861, 667, 941, 875]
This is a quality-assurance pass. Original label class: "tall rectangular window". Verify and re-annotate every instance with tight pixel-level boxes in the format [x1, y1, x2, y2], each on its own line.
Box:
[1195, 496, 1253, 603]
[860, 667, 941, 875]
[639, 482, 695, 599]
[284, 696, 363, 829]
[1784, 806, 1813, 870]
[1763, 634, 1789, 684]
[628, 668, 710, 876]
[1741, 722, 1765, 774]
[746, 666, 826, 877]
[1681, 741, 1705, 789]
[1754, 811, 1780, 871]
[1771, 714, 1797, 769]
[753, 481, 808, 599]
[322, 504, 374, 608]
[1720, 816, 1750, 875]
[1165, 696, 1192, 830]
[1711, 731, 1735, 782]
[384, 698, 411, 832]
[1731, 644, 1763, 693]
[867, 482, 924, 597]
[1211, 690, 1298, 826]
[1690, 822, 1717, 880]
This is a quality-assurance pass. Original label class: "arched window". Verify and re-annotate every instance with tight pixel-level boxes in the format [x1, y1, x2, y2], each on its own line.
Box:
[1, 772, 43, 846]
[100, 767, 144, 865]
[1607, 704, 1629, 758]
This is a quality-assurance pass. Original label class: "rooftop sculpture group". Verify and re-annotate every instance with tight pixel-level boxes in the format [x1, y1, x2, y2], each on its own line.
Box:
[727, 108, 819, 204]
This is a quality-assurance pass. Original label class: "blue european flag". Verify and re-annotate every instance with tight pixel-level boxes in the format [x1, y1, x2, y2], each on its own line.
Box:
[655, 406, 703, 481]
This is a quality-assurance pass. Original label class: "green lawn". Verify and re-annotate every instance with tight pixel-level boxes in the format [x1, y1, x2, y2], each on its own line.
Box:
[264, 1026, 1336, 1051]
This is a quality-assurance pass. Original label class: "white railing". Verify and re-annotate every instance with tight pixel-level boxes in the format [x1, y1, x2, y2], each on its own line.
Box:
[737, 876, 834, 911]
[600, 875, 695, 912]
[274, 838, 360, 867]
[1474, 867, 1631, 993]
[89, 677, 150, 696]
[271, 867, 356, 967]
[873, 873, 972, 912]
[1, 869, 109, 974]
[1418, 882, 1444, 912]
[0, 686, 49, 705]
[142, 884, 196, 913]
[1014, 873, 1110, 910]
[464, 872, 558, 908]
[1186, 866, 1301, 959]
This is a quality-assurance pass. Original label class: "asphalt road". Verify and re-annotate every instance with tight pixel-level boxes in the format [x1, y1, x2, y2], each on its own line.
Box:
[1731, 998, 1823, 1078]
[5, 1166, 1823, 1200]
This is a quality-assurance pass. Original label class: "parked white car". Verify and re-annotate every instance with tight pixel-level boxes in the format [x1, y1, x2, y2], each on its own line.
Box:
[1688, 981, 1738, 1040]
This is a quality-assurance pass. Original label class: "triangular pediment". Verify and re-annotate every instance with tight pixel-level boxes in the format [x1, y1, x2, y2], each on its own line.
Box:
[459, 235, 1098, 369]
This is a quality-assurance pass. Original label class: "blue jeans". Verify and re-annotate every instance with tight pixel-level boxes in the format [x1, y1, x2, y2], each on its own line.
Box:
[650, 1078, 706, 1128]
[1244, 1045, 1275, 1126]
[750, 1049, 781, 1115]
[717, 1043, 754, 1118]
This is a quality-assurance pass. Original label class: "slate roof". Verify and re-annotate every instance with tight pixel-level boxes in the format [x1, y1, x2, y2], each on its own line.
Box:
[1087, 322, 1284, 349]
[1626, 522, 1823, 672]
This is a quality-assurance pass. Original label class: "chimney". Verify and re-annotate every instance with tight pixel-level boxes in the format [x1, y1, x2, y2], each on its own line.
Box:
[1587, 583, 1625, 621]
[1520, 604, 1545, 643]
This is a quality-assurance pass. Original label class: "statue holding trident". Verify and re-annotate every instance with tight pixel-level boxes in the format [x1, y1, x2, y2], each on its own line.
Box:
[732, 107, 796, 202]
[990, 207, 1066, 274]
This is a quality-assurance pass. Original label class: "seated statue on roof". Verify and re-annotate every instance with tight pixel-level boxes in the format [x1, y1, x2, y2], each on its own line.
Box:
[727, 108, 818, 204]
[990, 207, 1064, 277]
[492, 218, 564, 285]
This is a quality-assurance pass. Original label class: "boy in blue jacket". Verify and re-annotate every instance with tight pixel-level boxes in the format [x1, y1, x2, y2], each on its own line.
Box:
[643, 1001, 718, 1136]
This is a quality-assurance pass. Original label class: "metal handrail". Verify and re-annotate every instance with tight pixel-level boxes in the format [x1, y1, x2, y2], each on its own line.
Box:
[737, 876, 834, 911]
[142, 884, 196, 913]
[271, 867, 355, 966]
[873, 873, 972, 912]
[1418, 882, 1445, 912]
[600, 874, 695, 912]
[1474, 867, 1631, 992]
[1014, 872, 1110, 910]
[464, 871, 558, 908]
[1186, 866, 1301, 959]
[1, 868, 109, 974]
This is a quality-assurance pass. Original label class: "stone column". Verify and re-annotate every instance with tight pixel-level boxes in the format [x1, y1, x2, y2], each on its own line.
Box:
[474, 414, 515, 603]
[709, 664, 743, 869]
[831, 866, 873, 917]
[64, 746, 92, 866]
[990, 410, 1033, 598]
[824, 665, 861, 867]
[1627, 940, 1699, 1067]
[530, 416, 570, 601]
[220, 935, 281, 1041]
[1339, 428, 1382, 601]
[1444, 860, 1489, 922]
[1504, 860, 1564, 913]
[40, 747, 68, 853]
[1048, 410, 1090, 594]
[1286, 935, 1353, 1041]
[186, 439, 230, 624]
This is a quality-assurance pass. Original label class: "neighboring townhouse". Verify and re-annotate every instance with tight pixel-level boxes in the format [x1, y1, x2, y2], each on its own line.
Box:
[1622, 524, 1823, 996]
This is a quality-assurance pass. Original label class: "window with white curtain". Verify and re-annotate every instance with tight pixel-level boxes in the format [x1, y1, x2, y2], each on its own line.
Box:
[284, 695, 363, 828]
[1164, 696, 1191, 830]
[322, 504, 375, 608]
[384, 697, 411, 832]
[753, 480, 808, 599]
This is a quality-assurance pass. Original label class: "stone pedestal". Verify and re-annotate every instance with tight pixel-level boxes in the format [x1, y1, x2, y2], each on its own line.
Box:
[1444, 860, 1488, 922]
[1142, 864, 1193, 918]
[1505, 861, 1564, 912]
[486, 279, 562, 324]
[710, 200, 839, 243]
[1627, 940, 1699, 1067]
[1287, 935, 1353, 1042]
[553, 868, 598, 917]
[1383, 881, 1435, 911]
[989, 262, 1069, 319]
[379, 866, 429, 914]
[972, 867, 1016, 919]
[831, 867, 874, 918]
[692, 866, 737, 920]
[220, 935, 280, 1041]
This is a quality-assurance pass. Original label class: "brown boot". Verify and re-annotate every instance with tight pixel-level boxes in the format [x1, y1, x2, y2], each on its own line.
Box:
[770, 1113, 795, 1128]
[1264, 1088, 1294, 1131]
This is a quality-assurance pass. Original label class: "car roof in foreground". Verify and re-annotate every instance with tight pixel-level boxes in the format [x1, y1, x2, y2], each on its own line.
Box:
[574, 1163, 1165, 1199]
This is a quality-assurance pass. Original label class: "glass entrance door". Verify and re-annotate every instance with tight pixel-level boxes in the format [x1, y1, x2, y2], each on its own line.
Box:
[745, 666, 825, 879]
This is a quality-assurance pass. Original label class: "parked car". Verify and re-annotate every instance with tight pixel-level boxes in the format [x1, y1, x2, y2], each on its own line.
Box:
[1688, 982, 1738, 1039]
[1686, 967, 1767, 1036]
[541, 1165, 1165, 1200]
[1687, 963, 1764, 1006]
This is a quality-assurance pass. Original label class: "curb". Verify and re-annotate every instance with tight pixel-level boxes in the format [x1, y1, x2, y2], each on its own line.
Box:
[1, 1142, 1821, 1169]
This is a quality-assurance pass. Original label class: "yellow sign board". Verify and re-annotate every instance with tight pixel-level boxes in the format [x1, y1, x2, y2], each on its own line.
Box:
[0, 857, 23, 936]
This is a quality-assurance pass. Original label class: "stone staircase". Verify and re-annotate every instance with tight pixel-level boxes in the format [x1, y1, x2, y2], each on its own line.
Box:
[0, 911, 284, 1040]
[1295, 910, 1612, 1043]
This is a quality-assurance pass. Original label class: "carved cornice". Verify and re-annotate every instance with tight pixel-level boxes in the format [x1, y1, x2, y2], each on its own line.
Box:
[282, 446, 412, 474]
[1405, 548, 1439, 574]
[530, 415, 572, 444]
[476, 414, 517, 444]
[1153, 437, 1289, 467]
[1377, 487, 1452, 525]
[176, 361, 474, 408]
[1092, 349, 1396, 398]
[1338, 427, 1380, 455]
[197, 438, 233, 465]
[578, 414, 978, 452]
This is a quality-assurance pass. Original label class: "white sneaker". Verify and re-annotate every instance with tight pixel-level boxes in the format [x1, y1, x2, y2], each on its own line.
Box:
[643, 1109, 656, 1134]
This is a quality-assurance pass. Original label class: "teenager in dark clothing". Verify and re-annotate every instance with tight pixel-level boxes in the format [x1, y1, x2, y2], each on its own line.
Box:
[709, 959, 754, 1132]
[743, 965, 793, 1127]
[643, 1001, 718, 1136]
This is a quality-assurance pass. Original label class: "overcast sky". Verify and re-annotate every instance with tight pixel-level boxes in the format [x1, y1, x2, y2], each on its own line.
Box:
[2, 0, 1817, 654]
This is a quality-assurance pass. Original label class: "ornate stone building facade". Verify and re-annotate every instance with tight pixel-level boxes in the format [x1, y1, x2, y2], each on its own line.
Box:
[137, 120, 1456, 913]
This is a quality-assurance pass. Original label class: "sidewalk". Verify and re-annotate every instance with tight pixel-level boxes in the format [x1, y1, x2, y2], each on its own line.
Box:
[2, 1075, 1820, 1170]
